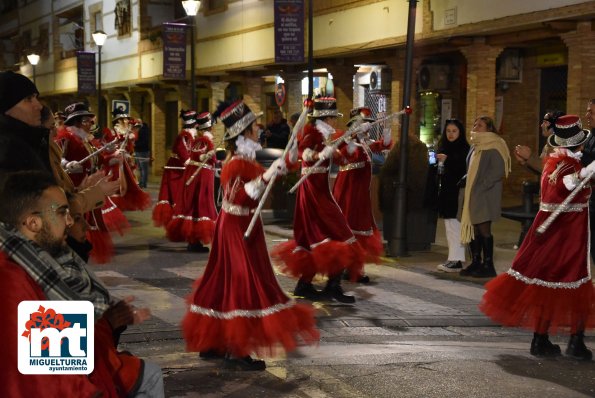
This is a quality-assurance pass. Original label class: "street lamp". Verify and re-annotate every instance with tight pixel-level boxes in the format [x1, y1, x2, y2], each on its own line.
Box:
[92, 30, 107, 129]
[182, 0, 200, 111]
[27, 53, 40, 85]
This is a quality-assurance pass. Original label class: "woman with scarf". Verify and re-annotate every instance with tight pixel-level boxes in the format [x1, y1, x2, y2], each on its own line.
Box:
[480, 115, 595, 359]
[182, 100, 319, 371]
[435, 119, 470, 273]
[459, 116, 511, 278]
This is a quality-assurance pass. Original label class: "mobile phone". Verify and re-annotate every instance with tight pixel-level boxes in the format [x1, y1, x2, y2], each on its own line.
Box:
[428, 149, 437, 165]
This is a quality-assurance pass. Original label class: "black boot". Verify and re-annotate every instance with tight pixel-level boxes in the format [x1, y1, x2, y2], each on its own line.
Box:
[472, 235, 497, 278]
[187, 242, 209, 253]
[566, 332, 593, 360]
[324, 275, 356, 304]
[223, 355, 266, 371]
[293, 279, 324, 301]
[460, 237, 483, 276]
[199, 349, 224, 360]
[342, 269, 370, 284]
[530, 333, 561, 357]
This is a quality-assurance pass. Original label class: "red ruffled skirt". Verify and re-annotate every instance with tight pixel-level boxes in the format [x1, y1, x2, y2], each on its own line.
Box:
[480, 272, 595, 335]
[272, 238, 365, 281]
[354, 229, 384, 264]
[101, 197, 130, 236]
[166, 217, 215, 245]
[152, 202, 173, 228]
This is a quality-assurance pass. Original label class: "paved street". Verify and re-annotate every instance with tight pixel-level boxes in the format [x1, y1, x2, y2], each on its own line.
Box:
[94, 187, 595, 398]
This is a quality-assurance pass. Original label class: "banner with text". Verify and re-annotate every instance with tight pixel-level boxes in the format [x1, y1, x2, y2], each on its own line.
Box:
[274, 0, 304, 63]
[163, 23, 188, 79]
[76, 51, 96, 95]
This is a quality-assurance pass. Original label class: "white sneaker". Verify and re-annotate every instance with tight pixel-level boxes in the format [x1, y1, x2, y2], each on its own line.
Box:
[437, 261, 463, 273]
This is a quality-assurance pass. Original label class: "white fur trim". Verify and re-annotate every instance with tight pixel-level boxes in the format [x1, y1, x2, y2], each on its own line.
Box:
[315, 119, 335, 139]
[244, 176, 265, 200]
[347, 141, 357, 155]
[302, 148, 316, 162]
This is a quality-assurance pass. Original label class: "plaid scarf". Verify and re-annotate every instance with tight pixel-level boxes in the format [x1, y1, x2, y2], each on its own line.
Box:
[0, 223, 112, 319]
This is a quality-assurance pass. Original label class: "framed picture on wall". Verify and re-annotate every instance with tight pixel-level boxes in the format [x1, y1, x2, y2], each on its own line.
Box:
[112, 99, 130, 115]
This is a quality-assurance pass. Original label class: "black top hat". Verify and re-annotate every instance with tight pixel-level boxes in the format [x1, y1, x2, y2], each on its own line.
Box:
[112, 108, 130, 123]
[220, 101, 262, 141]
[347, 106, 374, 127]
[548, 115, 590, 148]
[196, 112, 213, 130]
[309, 97, 343, 118]
[179, 109, 197, 127]
[64, 102, 95, 126]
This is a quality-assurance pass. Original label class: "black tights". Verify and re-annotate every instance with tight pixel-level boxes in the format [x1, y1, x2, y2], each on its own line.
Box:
[473, 221, 492, 239]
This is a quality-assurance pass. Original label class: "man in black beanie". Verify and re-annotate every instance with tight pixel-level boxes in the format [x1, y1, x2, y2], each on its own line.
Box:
[0, 70, 48, 182]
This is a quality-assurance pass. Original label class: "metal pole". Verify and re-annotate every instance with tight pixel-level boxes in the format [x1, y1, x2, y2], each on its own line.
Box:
[390, 0, 417, 257]
[307, 0, 313, 99]
[190, 18, 197, 110]
[97, 45, 102, 129]
[32, 65, 36, 85]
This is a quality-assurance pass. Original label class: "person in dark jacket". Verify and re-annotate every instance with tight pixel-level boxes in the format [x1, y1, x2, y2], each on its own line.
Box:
[435, 119, 470, 272]
[0, 70, 47, 182]
[133, 119, 151, 188]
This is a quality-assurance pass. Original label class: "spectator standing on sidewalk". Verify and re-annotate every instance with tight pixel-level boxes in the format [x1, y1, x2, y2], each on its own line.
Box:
[262, 109, 290, 149]
[514, 110, 564, 175]
[459, 116, 511, 278]
[480, 115, 595, 360]
[133, 119, 151, 188]
[435, 119, 470, 273]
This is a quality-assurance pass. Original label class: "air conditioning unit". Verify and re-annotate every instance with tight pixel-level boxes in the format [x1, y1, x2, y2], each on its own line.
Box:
[369, 67, 392, 93]
[417, 64, 450, 91]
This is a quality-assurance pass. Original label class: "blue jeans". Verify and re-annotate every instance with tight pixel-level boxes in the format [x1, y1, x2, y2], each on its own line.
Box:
[134, 360, 164, 397]
[136, 151, 150, 188]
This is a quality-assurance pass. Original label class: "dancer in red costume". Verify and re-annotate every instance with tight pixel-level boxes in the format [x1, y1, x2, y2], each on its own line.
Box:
[101, 110, 151, 212]
[332, 107, 392, 282]
[56, 103, 126, 264]
[166, 112, 218, 252]
[152, 110, 197, 227]
[272, 97, 365, 303]
[480, 115, 595, 360]
[182, 100, 319, 371]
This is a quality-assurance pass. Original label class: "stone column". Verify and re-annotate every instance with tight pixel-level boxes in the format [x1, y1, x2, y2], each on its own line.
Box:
[282, 72, 305, 118]
[148, 88, 168, 176]
[328, 64, 356, 120]
[125, 91, 144, 119]
[460, 39, 504, 133]
[209, 81, 229, 143]
[243, 76, 264, 115]
[561, 21, 595, 115]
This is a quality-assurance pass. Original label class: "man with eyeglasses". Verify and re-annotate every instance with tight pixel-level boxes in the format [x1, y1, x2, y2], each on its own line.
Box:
[0, 170, 164, 397]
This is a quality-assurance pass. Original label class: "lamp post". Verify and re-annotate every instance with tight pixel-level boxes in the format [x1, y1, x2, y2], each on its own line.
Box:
[92, 30, 107, 129]
[27, 53, 40, 85]
[182, 0, 200, 111]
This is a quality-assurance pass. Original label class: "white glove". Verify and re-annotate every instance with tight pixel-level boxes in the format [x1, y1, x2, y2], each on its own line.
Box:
[128, 133, 136, 140]
[263, 157, 287, 182]
[115, 149, 126, 157]
[65, 161, 83, 173]
[358, 122, 371, 133]
[184, 158, 191, 166]
[318, 145, 336, 161]
[199, 150, 216, 162]
[383, 128, 392, 146]
[347, 140, 357, 155]
[104, 141, 117, 152]
[580, 160, 595, 178]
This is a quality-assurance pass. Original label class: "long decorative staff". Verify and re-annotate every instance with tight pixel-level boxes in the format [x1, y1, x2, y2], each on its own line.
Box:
[536, 170, 594, 235]
[243, 106, 309, 239]
[75, 138, 119, 165]
[185, 138, 223, 186]
[288, 109, 407, 194]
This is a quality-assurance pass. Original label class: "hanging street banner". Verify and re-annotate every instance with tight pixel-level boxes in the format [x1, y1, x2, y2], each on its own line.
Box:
[76, 51, 96, 95]
[163, 23, 187, 79]
[274, 0, 304, 63]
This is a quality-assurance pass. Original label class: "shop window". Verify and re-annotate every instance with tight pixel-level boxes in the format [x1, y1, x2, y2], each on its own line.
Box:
[115, 0, 132, 38]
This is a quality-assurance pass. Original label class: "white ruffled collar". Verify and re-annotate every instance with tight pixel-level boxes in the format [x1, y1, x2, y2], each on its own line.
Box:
[553, 147, 583, 160]
[69, 126, 90, 141]
[315, 119, 335, 139]
[235, 135, 262, 159]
